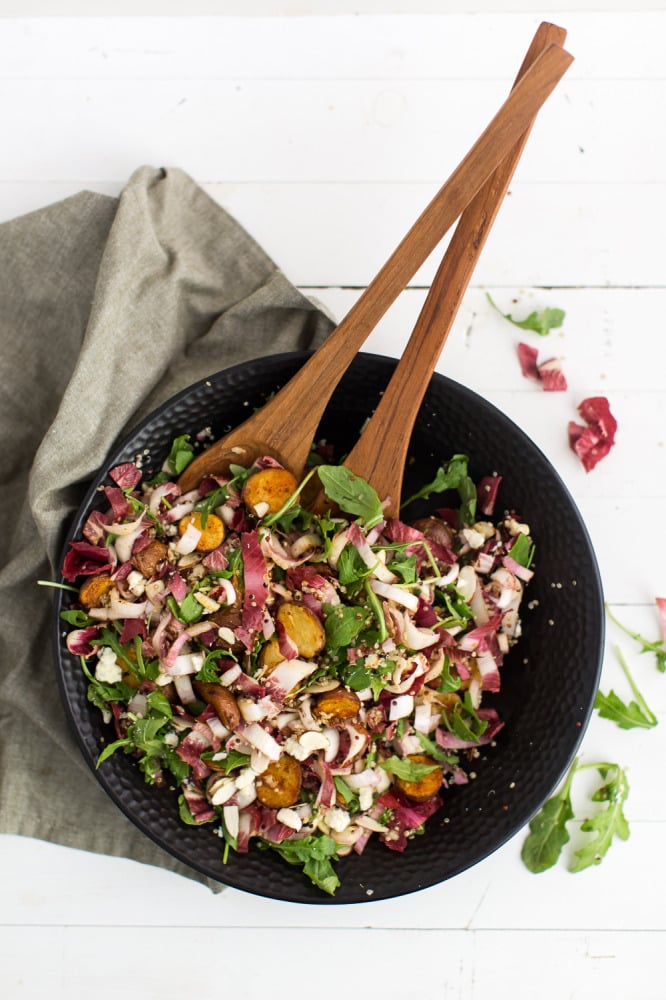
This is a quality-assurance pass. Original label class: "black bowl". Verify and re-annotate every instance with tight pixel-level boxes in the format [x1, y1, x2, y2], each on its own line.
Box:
[53, 352, 604, 904]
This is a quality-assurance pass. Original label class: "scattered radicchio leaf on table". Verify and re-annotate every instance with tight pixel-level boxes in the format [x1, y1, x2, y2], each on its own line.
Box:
[516, 342, 567, 391]
[568, 396, 617, 472]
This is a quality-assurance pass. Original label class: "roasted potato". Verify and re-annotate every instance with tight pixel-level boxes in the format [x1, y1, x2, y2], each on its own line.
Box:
[242, 467, 298, 517]
[256, 754, 302, 808]
[193, 681, 241, 730]
[178, 511, 225, 551]
[394, 754, 443, 802]
[79, 573, 115, 609]
[131, 538, 168, 578]
[210, 602, 244, 652]
[257, 637, 285, 672]
[411, 516, 454, 549]
[313, 686, 361, 722]
[276, 602, 326, 659]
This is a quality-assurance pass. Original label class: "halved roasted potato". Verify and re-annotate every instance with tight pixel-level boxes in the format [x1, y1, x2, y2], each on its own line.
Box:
[256, 754, 302, 808]
[178, 511, 225, 551]
[242, 467, 298, 517]
[276, 602, 326, 659]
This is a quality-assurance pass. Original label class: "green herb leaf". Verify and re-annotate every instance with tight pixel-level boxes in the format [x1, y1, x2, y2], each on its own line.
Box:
[487, 292, 565, 337]
[96, 737, 132, 766]
[414, 730, 458, 765]
[59, 608, 95, 627]
[324, 603, 372, 649]
[264, 834, 341, 896]
[508, 532, 535, 569]
[605, 604, 666, 673]
[594, 646, 658, 730]
[177, 591, 205, 624]
[379, 755, 439, 782]
[166, 434, 195, 475]
[401, 453, 477, 525]
[437, 654, 462, 693]
[521, 760, 576, 873]
[570, 764, 630, 872]
[317, 465, 384, 528]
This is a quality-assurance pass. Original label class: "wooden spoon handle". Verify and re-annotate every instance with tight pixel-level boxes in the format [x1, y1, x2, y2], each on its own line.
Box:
[178, 37, 572, 492]
[340, 22, 568, 517]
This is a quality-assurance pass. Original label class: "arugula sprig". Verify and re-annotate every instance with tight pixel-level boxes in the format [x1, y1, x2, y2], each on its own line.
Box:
[317, 465, 384, 529]
[261, 834, 341, 896]
[594, 646, 658, 730]
[606, 604, 666, 673]
[401, 453, 476, 526]
[521, 759, 630, 874]
[486, 292, 565, 337]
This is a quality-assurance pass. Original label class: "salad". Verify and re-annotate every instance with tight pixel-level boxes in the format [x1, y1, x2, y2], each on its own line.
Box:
[59, 437, 534, 895]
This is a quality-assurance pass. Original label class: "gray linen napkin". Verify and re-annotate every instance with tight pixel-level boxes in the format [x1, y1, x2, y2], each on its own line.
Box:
[0, 166, 334, 889]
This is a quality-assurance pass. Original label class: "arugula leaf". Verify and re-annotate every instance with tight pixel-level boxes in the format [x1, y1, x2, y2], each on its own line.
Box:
[401, 453, 470, 508]
[165, 434, 195, 475]
[214, 750, 251, 774]
[337, 544, 372, 589]
[594, 646, 658, 730]
[401, 453, 477, 525]
[333, 776, 360, 811]
[437, 654, 462, 693]
[440, 693, 488, 743]
[59, 608, 95, 627]
[487, 292, 565, 337]
[508, 532, 535, 569]
[379, 756, 439, 782]
[324, 603, 372, 649]
[317, 465, 384, 528]
[264, 834, 341, 896]
[521, 759, 576, 873]
[415, 730, 458, 765]
[570, 764, 630, 872]
[605, 604, 666, 673]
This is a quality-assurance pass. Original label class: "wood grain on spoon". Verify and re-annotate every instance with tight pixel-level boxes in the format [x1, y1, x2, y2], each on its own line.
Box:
[337, 21, 569, 518]
[178, 36, 572, 494]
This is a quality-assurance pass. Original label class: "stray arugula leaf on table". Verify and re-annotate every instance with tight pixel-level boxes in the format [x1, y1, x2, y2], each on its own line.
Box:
[606, 603, 666, 673]
[521, 759, 630, 874]
[570, 764, 630, 872]
[594, 646, 657, 730]
[486, 292, 566, 337]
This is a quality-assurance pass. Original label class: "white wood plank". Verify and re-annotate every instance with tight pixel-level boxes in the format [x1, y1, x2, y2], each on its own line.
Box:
[0, 182, 662, 288]
[0, 78, 660, 186]
[1, 925, 664, 1000]
[1, 14, 665, 81]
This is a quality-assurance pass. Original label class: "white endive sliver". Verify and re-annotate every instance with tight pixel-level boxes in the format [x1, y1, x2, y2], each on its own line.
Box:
[369, 579, 419, 611]
[276, 808, 302, 831]
[173, 674, 197, 705]
[389, 694, 414, 721]
[175, 521, 202, 554]
[223, 805, 239, 840]
[241, 723, 282, 761]
[220, 664, 242, 686]
[217, 578, 236, 606]
[413, 701, 434, 734]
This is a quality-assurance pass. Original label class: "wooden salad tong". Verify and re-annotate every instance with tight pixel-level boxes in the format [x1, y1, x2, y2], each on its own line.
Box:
[178, 25, 572, 499]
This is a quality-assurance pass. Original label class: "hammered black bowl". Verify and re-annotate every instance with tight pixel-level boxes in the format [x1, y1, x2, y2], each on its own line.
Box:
[53, 351, 604, 904]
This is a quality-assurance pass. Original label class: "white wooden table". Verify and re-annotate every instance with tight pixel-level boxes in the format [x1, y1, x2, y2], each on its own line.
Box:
[2, 9, 665, 998]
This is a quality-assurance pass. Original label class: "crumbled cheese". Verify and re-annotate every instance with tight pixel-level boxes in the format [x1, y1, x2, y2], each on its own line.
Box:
[505, 517, 530, 536]
[462, 528, 486, 550]
[325, 807, 351, 833]
[126, 570, 146, 597]
[95, 647, 123, 684]
[163, 731, 179, 748]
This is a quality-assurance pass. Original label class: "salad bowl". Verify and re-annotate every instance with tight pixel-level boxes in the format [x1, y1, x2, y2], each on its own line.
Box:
[53, 351, 604, 904]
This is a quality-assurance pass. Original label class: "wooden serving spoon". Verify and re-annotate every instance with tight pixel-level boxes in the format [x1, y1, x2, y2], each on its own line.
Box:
[178, 33, 572, 495]
[333, 21, 569, 518]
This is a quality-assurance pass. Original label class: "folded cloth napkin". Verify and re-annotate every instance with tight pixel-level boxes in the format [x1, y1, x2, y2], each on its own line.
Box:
[0, 166, 334, 889]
